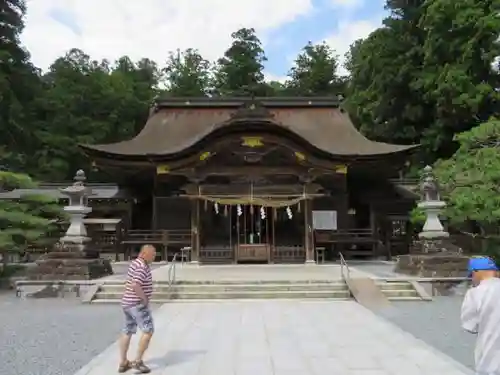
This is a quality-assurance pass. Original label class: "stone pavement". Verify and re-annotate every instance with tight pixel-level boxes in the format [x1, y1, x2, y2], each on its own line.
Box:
[74, 301, 474, 375]
[151, 263, 376, 282]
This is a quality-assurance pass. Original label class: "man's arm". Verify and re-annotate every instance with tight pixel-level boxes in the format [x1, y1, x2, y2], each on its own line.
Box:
[461, 289, 479, 334]
[129, 266, 149, 305]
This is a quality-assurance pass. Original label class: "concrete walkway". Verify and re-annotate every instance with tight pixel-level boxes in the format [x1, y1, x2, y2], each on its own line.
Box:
[151, 263, 377, 282]
[74, 301, 473, 375]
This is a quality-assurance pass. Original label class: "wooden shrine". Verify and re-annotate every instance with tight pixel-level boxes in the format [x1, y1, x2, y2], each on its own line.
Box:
[79, 97, 419, 263]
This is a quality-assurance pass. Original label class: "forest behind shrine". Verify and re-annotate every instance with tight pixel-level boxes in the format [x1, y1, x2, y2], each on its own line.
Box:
[2, 0, 500, 238]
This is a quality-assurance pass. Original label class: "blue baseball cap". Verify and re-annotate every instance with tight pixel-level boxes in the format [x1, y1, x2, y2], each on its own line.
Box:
[468, 257, 498, 277]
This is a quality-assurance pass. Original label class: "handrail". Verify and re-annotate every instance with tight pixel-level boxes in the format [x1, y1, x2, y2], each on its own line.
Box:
[167, 253, 178, 290]
[339, 252, 350, 281]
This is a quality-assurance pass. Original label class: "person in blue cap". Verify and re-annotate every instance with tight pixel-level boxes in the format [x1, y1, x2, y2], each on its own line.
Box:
[461, 256, 500, 374]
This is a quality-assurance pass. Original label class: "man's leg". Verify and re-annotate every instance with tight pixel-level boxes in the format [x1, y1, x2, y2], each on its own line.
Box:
[136, 332, 153, 362]
[119, 334, 133, 364]
[118, 308, 137, 372]
[133, 304, 155, 373]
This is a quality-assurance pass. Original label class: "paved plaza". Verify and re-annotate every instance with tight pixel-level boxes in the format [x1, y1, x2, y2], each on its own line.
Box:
[74, 300, 474, 375]
[150, 263, 377, 282]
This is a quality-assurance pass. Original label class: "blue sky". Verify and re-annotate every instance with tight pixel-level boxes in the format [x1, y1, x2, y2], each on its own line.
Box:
[22, 0, 387, 79]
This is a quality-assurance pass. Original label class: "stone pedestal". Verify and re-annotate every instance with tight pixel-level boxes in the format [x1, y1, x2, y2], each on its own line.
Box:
[395, 251, 469, 278]
[395, 247, 470, 296]
[26, 245, 113, 280]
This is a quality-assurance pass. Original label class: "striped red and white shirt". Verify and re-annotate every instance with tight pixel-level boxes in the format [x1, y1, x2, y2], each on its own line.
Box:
[122, 258, 153, 307]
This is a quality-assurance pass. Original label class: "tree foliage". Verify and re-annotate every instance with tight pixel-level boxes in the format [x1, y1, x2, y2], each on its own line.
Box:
[346, 0, 500, 164]
[162, 48, 212, 96]
[346, 0, 430, 149]
[0, 0, 41, 171]
[28, 49, 160, 181]
[286, 42, 345, 96]
[213, 28, 271, 96]
[0, 172, 65, 266]
[433, 118, 500, 233]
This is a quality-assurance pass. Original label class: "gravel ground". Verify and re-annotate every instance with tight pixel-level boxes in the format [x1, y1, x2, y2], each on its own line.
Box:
[0, 293, 122, 375]
[0, 263, 164, 375]
[372, 296, 476, 370]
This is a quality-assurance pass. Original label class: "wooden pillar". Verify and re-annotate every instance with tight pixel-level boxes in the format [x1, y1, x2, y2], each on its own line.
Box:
[190, 198, 200, 263]
[151, 195, 157, 229]
[304, 197, 315, 264]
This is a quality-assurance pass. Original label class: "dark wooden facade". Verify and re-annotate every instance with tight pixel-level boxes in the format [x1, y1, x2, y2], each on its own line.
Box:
[80, 97, 419, 263]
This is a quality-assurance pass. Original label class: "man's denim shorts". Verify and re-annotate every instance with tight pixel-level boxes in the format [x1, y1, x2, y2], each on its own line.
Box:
[122, 304, 154, 334]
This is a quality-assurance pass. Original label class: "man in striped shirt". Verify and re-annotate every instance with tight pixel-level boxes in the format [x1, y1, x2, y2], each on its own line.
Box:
[118, 244, 156, 373]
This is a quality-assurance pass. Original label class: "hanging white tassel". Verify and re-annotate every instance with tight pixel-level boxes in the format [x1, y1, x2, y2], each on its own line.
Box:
[237, 204, 242, 216]
[260, 207, 266, 220]
[214, 202, 219, 214]
[286, 206, 293, 219]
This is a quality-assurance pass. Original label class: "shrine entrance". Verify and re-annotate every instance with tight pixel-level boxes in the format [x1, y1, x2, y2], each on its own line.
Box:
[198, 195, 308, 264]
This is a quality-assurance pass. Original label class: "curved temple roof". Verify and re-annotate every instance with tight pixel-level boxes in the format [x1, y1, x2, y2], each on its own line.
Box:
[80, 98, 417, 160]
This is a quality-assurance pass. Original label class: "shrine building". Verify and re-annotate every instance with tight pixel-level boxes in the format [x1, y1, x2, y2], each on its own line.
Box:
[78, 97, 418, 263]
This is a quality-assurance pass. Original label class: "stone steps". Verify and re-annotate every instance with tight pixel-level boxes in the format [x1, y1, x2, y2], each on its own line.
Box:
[89, 279, 422, 303]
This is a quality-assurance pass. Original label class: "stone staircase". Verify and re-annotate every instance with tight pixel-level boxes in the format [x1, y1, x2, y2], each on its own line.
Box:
[88, 279, 423, 304]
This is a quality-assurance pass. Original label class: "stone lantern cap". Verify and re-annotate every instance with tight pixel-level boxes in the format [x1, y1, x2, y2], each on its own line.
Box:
[420, 165, 440, 202]
[60, 170, 93, 206]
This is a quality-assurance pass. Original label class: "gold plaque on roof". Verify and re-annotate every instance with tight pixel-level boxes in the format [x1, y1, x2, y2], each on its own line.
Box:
[156, 164, 170, 174]
[199, 152, 212, 161]
[335, 165, 348, 174]
[294, 152, 306, 161]
[241, 136, 263, 147]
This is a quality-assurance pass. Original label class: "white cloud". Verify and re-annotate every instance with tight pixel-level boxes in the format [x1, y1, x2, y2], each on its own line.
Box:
[264, 72, 287, 83]
[323, 19, 382, 76]
[329, 0, 364, 9]
[21, 0, 314, 71]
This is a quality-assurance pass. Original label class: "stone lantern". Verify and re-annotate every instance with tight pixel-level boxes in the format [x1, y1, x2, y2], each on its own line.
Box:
[60, 170, 93, 248]
[393, 165, 469, 286]
[417, 165, 449, 240]
[22, 170, 113, 296]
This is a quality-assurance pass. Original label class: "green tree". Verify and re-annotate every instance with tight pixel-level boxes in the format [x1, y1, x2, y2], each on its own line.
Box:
[416, 0, 500, 157]
[286, 42, 345, 96]
[213, 28, 270, 96]
[162, 48, 212, 96]
[345, 0, 429, 151]
[0, 171, 65, 268]
[347, 0, 500, 165]
[266, 80, 287, 96]
[0, 0, 41, 171]
[30, 50, 159, 180]
[434, 118, 500, 234]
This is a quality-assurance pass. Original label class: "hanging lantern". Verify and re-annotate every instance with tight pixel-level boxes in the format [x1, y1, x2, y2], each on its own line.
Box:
[260, 206, 266, 220]
[286, 206, 293, 219]
[214, 202, 219, 214]
[237, 204, 242, 216]
[224, 205, 228, 216]
[204, 200, 208, 211]
[297, 201, 301, 213]
[250, 205, 254, 215]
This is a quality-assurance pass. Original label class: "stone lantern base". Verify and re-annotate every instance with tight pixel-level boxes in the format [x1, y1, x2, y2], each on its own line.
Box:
[394, 239, 469, 280]
[26, 244, 113, 281]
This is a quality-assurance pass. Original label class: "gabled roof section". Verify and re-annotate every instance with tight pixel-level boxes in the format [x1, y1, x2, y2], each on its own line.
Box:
[80, 97, 418, 160]
[0, 183, 129, 200]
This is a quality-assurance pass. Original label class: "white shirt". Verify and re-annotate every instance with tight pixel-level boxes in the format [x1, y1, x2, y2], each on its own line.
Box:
[461, 278, 500, 374]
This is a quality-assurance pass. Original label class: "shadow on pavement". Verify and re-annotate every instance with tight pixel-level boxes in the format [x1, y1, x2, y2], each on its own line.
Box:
[148, 349, 206, 368]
